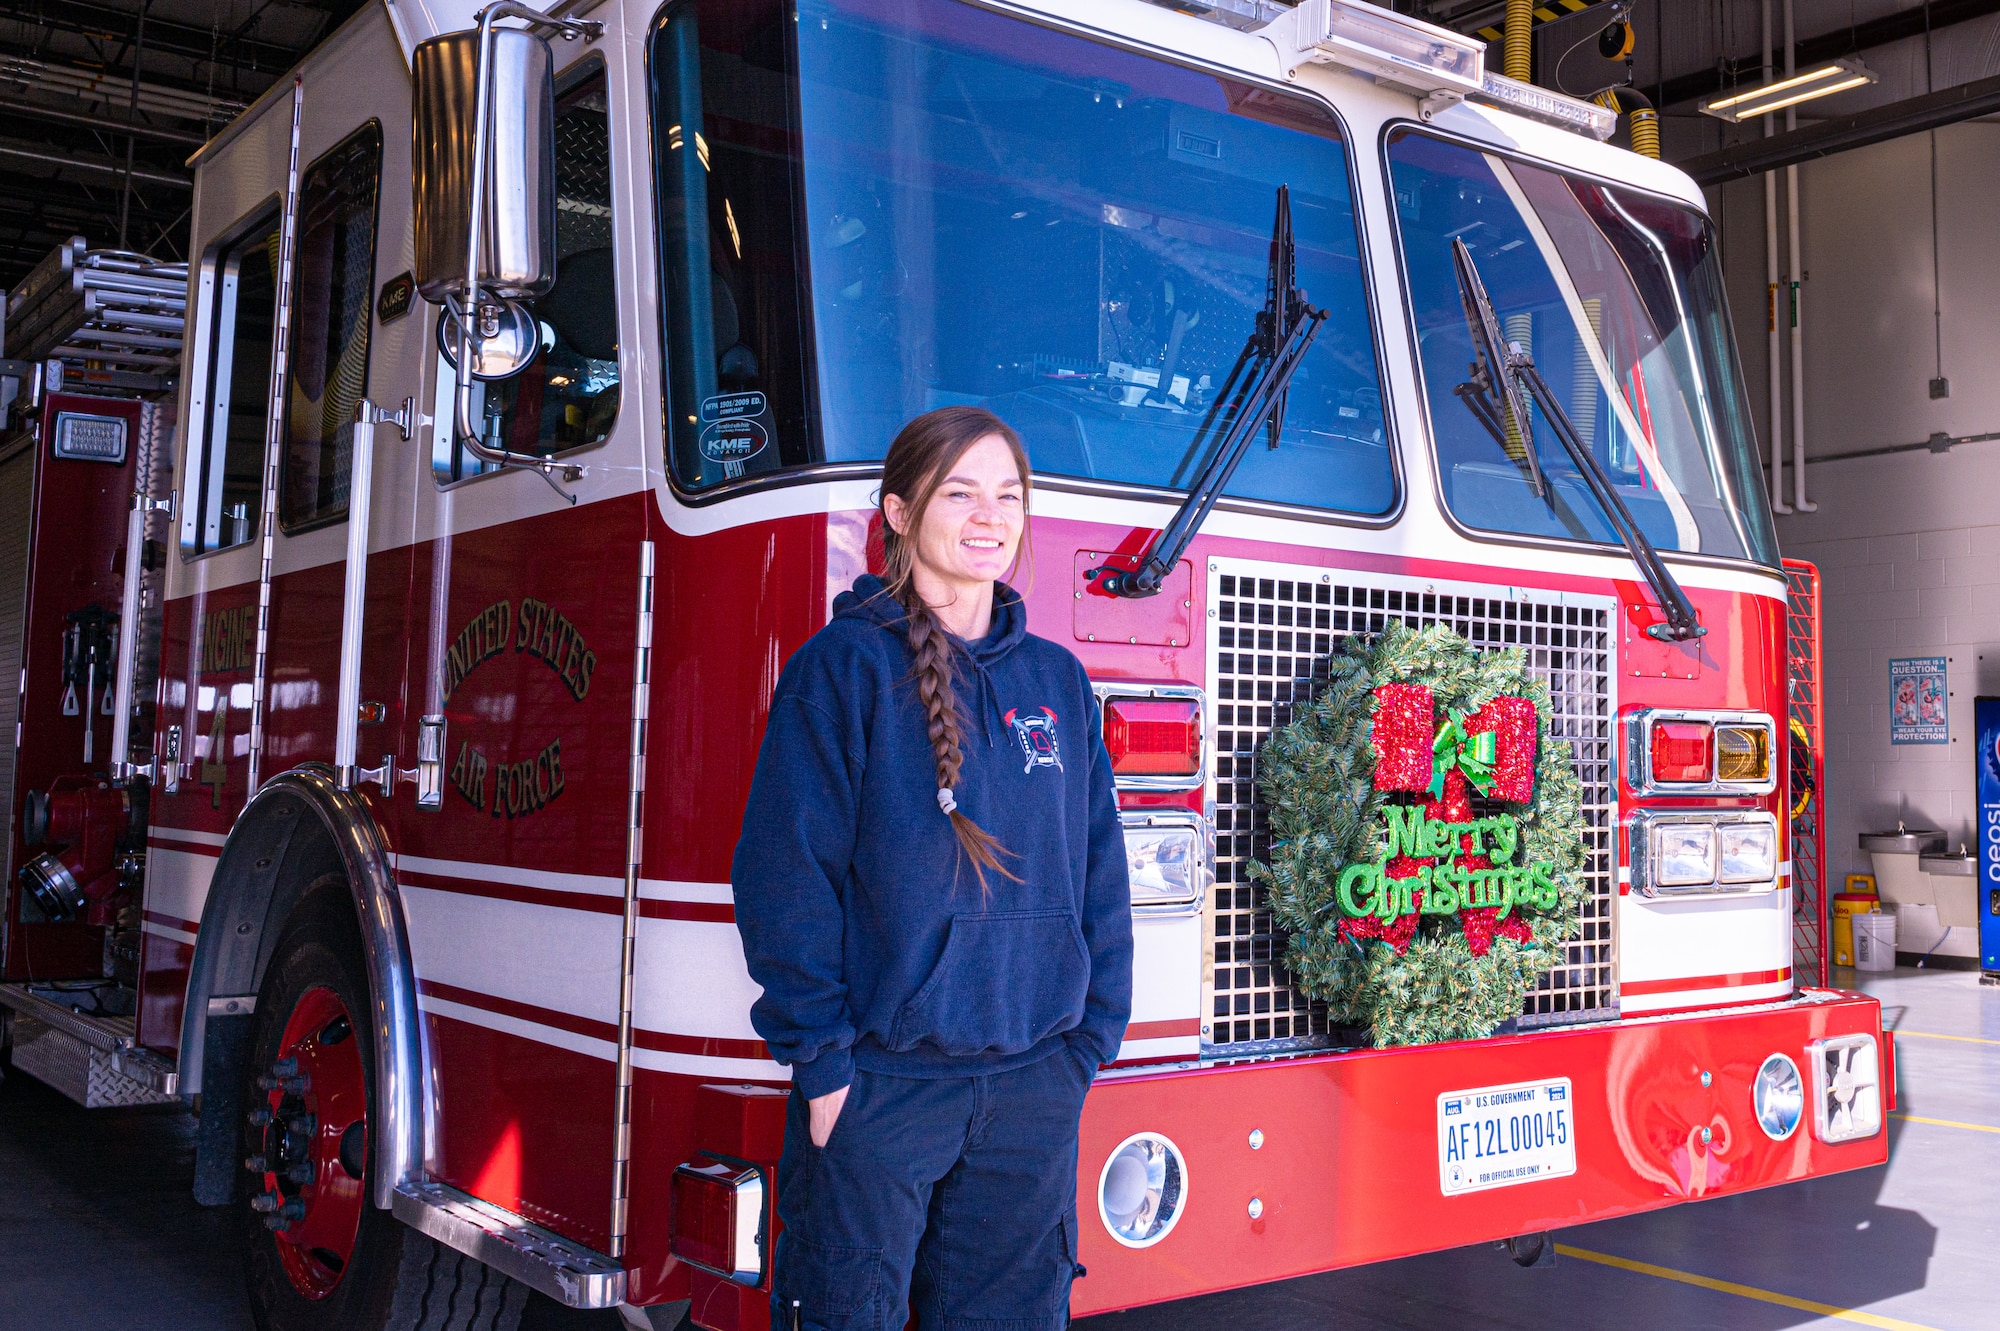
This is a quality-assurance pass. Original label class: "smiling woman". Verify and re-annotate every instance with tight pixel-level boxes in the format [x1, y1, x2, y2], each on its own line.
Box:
[730, 407, 1132, 1331]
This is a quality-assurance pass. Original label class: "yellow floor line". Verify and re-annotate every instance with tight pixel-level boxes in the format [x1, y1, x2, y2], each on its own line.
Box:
[1555, 1245, 1941, 1331]
[1893, 1029, 2000, 1047]
[1892, 1111, 2000, 1135]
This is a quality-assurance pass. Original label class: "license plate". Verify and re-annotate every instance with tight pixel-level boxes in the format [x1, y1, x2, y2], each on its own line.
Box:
[1437, 1078, 1577, 1196]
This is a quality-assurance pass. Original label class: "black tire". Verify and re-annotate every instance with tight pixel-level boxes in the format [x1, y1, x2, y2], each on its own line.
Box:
[243, 881, 531, 1331]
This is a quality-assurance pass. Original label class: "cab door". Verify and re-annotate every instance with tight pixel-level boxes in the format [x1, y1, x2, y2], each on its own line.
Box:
[388, 50, 645, 1256]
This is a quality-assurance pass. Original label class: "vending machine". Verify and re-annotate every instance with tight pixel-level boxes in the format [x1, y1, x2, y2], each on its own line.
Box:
[1978, 697, 2000, 981]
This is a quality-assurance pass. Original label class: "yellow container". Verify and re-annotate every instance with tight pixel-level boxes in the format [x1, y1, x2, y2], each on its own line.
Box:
[1832, 892, 1879, 968]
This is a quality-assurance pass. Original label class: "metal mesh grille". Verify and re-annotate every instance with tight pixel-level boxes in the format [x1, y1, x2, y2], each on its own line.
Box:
[1203, 560, 1618, 1053]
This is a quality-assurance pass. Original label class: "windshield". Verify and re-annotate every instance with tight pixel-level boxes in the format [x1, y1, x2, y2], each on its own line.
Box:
[1387, 131, 1777, 566]
[649, 0, 1393, 515]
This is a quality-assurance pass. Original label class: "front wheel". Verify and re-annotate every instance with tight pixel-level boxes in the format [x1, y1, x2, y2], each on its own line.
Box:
[243, 883, 528, 1331]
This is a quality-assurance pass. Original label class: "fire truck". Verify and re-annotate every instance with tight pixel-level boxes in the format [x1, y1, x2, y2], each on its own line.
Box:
[0, 0, 1887, 1328]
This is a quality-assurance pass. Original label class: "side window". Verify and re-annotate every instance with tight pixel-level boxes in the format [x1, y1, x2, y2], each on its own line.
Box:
[184, 208, 280, 556]
[433, 59, 620, 484]
[281, 122, 383, 531]
[648, 1, 812, 490]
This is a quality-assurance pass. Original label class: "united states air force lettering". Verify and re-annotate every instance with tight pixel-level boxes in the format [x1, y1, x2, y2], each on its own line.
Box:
[439, 597, 595, 819]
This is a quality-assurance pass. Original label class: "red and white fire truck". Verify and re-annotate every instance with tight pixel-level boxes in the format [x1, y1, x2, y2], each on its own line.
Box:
[0, 0, 1887, 1327]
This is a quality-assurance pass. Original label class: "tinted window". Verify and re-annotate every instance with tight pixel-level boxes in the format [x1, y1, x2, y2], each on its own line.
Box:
[651, 0, 1393, 515]
[186, 210, 278, 555]
[1387, 131, 1776, 565]
[281, 122, 382, 530]
[434, 61, 621, 483]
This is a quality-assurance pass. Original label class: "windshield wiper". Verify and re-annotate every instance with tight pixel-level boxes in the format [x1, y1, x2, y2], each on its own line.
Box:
[1449, 238, 1705, 643]
[1089, 186, 1326, 599]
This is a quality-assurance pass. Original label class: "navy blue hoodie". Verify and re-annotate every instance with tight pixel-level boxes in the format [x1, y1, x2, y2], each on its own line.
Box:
[732, 575, 1133, 1099]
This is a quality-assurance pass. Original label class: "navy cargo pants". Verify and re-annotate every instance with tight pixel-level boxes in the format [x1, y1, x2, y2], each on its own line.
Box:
[771, 1044, 1095, 1331]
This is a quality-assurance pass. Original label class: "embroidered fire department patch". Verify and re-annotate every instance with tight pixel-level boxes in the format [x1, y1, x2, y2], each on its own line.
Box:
[1005, 707, 1062, 773]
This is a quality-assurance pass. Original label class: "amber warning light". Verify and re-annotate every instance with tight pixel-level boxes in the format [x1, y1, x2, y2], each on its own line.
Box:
[1103, 696, 1203, 778]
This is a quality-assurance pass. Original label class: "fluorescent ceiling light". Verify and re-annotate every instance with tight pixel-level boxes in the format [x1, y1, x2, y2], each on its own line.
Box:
[1700, 58, 1877, 122]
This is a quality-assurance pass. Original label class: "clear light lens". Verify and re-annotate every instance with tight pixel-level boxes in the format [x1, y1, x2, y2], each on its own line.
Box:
[1715, 724, 1771, 782]
[1719, 820, 1777, 884]
[1124, 823, 1200, 907]
[1476, 73, 1617, 139]
[1321, 4, 1483, 86]
[1811, 1035, 1882, 1143]
[1098, 1134, 1187, 1248]
[1653, 822, 1717, 887]
[1753, 1053, 1804, 1141]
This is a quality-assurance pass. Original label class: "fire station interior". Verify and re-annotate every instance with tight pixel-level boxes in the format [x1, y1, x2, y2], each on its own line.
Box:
[0, 1, 1996, 1330]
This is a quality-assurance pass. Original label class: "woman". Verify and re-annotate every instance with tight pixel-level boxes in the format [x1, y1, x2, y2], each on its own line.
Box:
[732, 406, 1133, 1331]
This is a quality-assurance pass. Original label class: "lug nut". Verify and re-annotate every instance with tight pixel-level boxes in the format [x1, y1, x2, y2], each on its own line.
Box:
[248, 1109, 272, 1127]
[264, 1217, 291, 1232]
[285, 1162, 314, 1186]
[251, 1192, 281, 1213]
[244, 1155, 268, 1173]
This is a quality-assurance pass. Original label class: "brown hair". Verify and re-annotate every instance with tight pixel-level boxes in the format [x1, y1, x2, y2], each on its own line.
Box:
[879, 406, 1032, 890]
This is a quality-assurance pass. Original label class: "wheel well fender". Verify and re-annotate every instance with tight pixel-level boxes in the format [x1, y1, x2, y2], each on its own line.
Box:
[180, 766, 425, 1210]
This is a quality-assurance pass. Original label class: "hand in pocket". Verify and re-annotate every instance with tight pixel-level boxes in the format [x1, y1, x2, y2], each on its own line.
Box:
[809, 1084, 850, 1147]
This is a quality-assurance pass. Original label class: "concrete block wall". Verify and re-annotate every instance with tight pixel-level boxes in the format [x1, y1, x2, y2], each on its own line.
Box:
[1708, 124, 2000, 961]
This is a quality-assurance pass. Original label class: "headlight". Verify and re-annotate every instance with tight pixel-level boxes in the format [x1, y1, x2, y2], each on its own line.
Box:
[1654, 822, 1717, 887]
[1752, 1053, 1804, 1141]
[1631, 812, 1780, 897]
[1122, 810, 1207, 910]
[1718, 820, 1777, 884]
[1810, 1035, 1882, 1143]
[1098, 1133, 1187, 1248]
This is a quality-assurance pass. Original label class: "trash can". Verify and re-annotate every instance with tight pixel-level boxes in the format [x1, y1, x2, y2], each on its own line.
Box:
[1832, 891, 1879, 968]
[1854, 911, 1898, 972]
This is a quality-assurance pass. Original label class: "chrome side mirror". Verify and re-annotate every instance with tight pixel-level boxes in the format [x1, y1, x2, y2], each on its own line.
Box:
[411, 25, 557, 304]
[409, 3, 597, 479]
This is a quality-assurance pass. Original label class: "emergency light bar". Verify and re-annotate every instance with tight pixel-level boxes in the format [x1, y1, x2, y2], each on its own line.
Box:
[1470, 73, 1618, 140]
[1260, 0, 1484, 117]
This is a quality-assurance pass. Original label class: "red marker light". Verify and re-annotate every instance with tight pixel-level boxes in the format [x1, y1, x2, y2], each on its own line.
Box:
[1650, 720, 1713, 783]
[1103, 696, 1202, 777]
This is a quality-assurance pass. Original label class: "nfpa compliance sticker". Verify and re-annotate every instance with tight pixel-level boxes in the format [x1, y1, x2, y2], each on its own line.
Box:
[1437, 1078, 1576, 1196]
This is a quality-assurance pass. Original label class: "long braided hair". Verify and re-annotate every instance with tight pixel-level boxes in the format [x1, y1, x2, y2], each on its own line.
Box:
[878, 407, 1033, 890]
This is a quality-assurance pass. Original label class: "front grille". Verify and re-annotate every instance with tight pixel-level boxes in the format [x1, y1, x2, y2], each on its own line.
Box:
[1203, 559, 1619, 1054]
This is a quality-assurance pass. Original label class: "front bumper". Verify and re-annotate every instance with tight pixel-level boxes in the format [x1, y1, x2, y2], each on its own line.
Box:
[1072, 988, 1887, 1315]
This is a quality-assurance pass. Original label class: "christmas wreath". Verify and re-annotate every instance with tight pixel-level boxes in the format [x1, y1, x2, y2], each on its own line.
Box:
[1251, 622, 1590, 1048]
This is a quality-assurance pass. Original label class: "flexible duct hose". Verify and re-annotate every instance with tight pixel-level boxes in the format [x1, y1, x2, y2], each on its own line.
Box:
[1504, 0, 1533, 82]
[1596, 86, 1661, 159]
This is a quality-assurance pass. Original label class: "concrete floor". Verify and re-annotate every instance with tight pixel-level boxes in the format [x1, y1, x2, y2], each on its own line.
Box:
[2, 967, 1992, 1331]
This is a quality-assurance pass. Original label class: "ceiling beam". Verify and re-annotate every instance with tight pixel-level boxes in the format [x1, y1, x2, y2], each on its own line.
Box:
[0, 1, 304, 79]
[0, 95, 209, 147]
[1678, 70, 2000, 184]
[0, 141, 191, 189]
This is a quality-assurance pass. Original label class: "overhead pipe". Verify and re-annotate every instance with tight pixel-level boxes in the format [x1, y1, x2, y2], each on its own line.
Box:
[1785, 0, 1816, 510]
[1503, 0, 1533, 82]
[1763, 0, 1791, 512]
[1595, 86, 1661, 159]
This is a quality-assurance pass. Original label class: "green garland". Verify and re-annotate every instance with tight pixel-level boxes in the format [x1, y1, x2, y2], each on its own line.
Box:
[1250, 622, 1589, 1048]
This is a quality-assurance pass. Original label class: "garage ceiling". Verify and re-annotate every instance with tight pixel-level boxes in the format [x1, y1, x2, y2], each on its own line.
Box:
[0, 0, 366, 291]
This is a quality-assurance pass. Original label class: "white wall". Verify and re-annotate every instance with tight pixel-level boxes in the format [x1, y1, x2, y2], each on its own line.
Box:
[1712, 123, 2000, 958]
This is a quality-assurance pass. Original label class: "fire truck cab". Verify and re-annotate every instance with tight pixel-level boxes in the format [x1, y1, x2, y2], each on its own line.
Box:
[0, 1, 1887, 1328]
